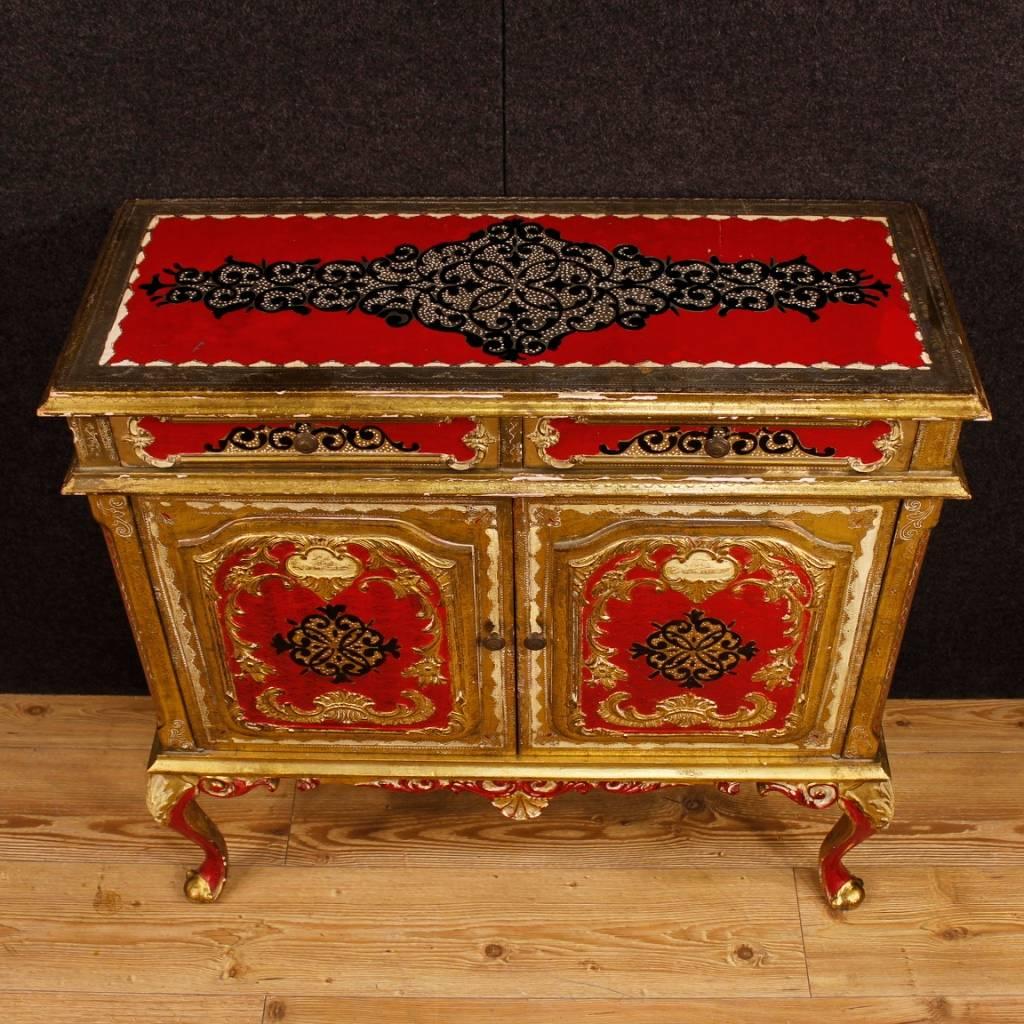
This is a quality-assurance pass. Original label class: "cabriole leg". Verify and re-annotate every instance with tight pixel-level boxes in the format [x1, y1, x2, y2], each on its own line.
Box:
[717, 778, 894, 910]
[819, 780, 894, 910]
[145, 774, 278, 902]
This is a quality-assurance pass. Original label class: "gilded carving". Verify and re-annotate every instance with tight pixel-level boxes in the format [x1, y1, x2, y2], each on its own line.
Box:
[845, 723, 878, 758]
[660, 549, 740, 601]
[573, 536, 826, 719]
[124, 416, 177, 467]
[501, 417, 524, 463]
[282, 546, 365, 600]
[528, 419, 902, 472]
[255, 686, 436, 726]
[163, 718, 194, 750]
[531, 506, 562, 529]
[194, 533, 459, 732]
[841, 778, 895, 828]
[464, 506, 498, 529]
[528, 418, 581, 469]
[146, 774, 278, 902]
[755, 781, 840, 809]
[848, 421, 903, 473]
[592, 690, 776, 730]
[95, 495, 134, 538]
[442, 418, 497, 471]
[897, 498, 939, 541]
[69, 417, 109, 460]
[369, 778, 667, 819]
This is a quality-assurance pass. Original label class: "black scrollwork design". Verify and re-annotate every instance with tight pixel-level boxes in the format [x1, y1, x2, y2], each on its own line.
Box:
[140, 220, 891, 362]
[271, 604, 400, 683]
[598, 426, 838, 458]
[203, 422, 421, 455]
[630, 610, 758, 688]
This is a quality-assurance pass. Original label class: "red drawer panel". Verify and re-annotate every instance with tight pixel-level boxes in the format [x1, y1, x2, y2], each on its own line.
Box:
[115, 416, 498, 470]
[526, 418, 905, 473]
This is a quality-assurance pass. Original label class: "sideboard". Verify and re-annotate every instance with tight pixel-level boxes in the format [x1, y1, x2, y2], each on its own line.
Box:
[40, 198, 988, 907]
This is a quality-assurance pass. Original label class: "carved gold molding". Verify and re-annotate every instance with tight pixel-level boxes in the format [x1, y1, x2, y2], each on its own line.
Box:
[368, 778, 668, 820]
[124, 416, 178, 468]
[593, 691, 776, 730]
[123, 416, 497, 469]
[442, 419, 498, 471]
[94, 494, 134, 537]
[573, 536, 826, 720]
[194, 533, 460, 733]
[897, 498, 940, 541]
[842, 778, 895, 827]
[255, 686, 438, 727]
[69, 416, 115, 461]
[848, 421, 903, 473]
[527, 418, 580, 469]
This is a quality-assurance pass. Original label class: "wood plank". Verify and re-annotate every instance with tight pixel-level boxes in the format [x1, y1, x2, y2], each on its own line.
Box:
[0, 747, 292, 865]
[0, 862, 806, 998]
[4, 992, 263, 1024]
[880, 751, 1024, 865]
[285, 750, 1024, 870]
[0, 694, 155, 748]
[261, 994, 1024, 1024]
[885, 700, 1024, 753]
[798, 867, 1024, 996]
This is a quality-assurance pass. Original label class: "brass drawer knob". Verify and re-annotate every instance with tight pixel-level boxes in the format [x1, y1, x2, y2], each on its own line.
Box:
[705, 428, 732, 459]
[524, 632, 547, 651]
[292, 428, 319, 454]
[481, 631, 505, 652]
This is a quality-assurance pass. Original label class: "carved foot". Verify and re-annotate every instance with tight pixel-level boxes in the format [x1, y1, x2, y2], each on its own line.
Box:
[146, 774, 278, 902]
[717, 778, 893, 909]
[819, 780, 894, 910]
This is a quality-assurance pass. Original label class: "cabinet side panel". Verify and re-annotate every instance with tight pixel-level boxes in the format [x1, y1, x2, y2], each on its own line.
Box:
[843, 498, 943, 757]
[87, 494, 194, 749]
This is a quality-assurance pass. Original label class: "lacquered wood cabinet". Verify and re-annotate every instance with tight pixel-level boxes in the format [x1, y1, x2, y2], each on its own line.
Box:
[41, 198, 987, 907]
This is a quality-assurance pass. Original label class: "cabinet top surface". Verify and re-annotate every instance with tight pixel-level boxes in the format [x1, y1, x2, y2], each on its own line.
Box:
[41, 198, 988, 419]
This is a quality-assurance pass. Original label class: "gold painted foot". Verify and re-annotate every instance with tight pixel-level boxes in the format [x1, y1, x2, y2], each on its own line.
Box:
[146, 774, 278, 902]
[819, 780, 894, 910]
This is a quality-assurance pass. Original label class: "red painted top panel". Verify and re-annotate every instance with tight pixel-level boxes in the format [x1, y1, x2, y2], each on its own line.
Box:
[102, 213, 928, 370]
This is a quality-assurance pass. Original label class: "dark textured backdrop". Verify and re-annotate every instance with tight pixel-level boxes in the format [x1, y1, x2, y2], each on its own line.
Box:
[3, 1, 1020, 697]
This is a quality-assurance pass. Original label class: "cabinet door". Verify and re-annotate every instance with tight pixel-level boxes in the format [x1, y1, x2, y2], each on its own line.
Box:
[137, 498, 514, 755]
[519, 501, 894, 760]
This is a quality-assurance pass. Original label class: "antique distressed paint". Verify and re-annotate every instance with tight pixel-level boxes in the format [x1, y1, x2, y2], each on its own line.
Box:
[41, 197, 987, 909]
[102, 213, 924, 369]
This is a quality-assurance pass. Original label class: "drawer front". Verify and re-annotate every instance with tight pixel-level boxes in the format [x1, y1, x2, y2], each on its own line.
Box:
[136, 497, 514, 754]
[525, 418, 910, 474]
[114, 416, 499, 470]
[519, 500, 894, 759]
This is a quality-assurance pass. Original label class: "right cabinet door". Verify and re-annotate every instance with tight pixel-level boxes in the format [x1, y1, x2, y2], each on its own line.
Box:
[519, 500, 896, 760]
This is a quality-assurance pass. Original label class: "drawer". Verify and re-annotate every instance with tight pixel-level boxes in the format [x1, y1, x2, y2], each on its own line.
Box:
[518, 499, 897, 760]
[524, 418, 912, 474]
[112, 416, 500, 470]
[135, 496, 514, 754]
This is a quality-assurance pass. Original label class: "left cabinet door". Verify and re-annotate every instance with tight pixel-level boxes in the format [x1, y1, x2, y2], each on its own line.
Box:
[135, 497, 515, 755]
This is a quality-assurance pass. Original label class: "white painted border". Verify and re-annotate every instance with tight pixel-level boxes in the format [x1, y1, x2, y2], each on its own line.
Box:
[100, 212, 929, 370]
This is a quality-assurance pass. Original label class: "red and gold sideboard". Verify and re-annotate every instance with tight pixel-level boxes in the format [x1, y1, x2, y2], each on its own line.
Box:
[39, 198, 988, 908]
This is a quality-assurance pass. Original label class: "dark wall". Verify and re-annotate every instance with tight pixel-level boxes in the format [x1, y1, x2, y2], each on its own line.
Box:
[3, 1, 1019, 698]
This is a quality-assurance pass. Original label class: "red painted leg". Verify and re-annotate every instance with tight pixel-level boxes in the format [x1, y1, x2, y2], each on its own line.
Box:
[146, 774, 278, 902]
[818, 781, 894, 910]
[717, 778, 894, 909]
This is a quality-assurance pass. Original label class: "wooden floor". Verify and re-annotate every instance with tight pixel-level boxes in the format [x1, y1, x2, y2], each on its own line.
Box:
[0, 698, 1022, 1023]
